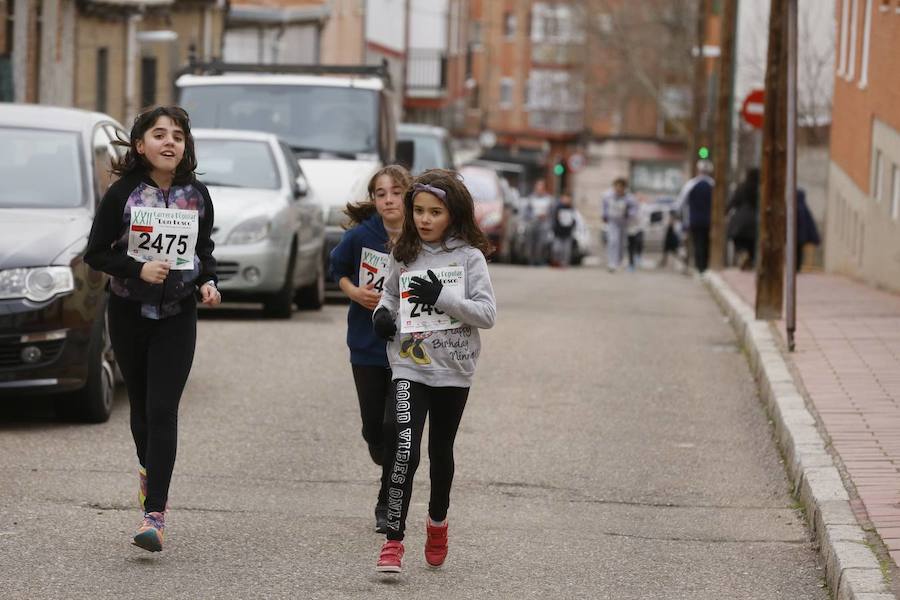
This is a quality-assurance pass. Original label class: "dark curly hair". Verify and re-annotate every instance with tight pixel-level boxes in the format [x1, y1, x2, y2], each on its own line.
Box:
[392, 169, 492, 264]
[343, 164, 412, 227]
[112, 105, 198, 185]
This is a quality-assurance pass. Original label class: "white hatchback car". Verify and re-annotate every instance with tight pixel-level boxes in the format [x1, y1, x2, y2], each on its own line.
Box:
[193, 129, 325, 318]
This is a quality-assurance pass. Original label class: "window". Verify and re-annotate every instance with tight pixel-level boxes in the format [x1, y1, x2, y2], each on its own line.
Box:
[141, 56, 157, 109]
[873, 149, 883, 201]
[96, 48, 108, 113]
[504, 11, 517, 39]
[858, 0, 873, 88]
[470, 21, 482, 48]
[838, 0, 849, 75]
[499, 78, 513, 109]
[892, 164, 900, 220]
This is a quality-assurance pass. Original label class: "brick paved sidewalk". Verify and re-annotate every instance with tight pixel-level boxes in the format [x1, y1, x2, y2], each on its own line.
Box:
[721, 269, 900, 566]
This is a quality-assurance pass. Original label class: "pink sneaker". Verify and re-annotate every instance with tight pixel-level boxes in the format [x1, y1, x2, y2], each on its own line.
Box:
[132, 511, 165, 552]
[376, 540, 404, 573]
[424, 518, 448, 567]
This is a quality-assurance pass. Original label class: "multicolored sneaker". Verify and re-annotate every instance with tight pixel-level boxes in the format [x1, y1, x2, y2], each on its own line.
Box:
[376, 540, 404, 573]
[132, 511, 165, 552]
[424, 518, 448, 567]
[138, 466, 147, 511]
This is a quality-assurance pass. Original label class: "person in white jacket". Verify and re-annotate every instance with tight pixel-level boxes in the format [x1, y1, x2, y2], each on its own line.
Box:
[371, 169, 497, 574]
[601, 178, 638, 272]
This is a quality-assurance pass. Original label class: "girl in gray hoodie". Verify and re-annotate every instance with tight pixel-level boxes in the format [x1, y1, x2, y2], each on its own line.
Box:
[371, 169, 497, 574]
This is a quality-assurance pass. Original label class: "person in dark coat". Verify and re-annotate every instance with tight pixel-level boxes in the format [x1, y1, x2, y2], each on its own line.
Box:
[727, 168, 759, 270]
[796, 188, 821, 271]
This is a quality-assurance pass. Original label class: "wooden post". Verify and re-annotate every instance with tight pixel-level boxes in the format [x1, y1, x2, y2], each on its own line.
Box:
[708, 0, 738, 270]
[756, 0, 788, 320]
[690, 0, 709, 173]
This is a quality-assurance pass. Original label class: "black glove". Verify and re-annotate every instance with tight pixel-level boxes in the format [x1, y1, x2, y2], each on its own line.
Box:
[408, 270, 443, 306]
[373, 307, 397, 340]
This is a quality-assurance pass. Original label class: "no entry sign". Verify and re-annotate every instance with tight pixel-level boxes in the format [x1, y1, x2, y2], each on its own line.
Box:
[741, 89, 765, 129]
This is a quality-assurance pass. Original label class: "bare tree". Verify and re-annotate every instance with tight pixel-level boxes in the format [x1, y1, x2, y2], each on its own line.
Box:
[585, 0, 698, 140]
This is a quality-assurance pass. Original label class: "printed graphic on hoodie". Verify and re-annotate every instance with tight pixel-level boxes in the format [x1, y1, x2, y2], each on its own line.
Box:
[399, 266, 465, 333]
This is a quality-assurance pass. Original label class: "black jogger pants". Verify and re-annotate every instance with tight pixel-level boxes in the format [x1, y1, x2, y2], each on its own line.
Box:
[107, 295, 196, 514]
[386, 379, 469, 541]
[351, 364, 396, 505]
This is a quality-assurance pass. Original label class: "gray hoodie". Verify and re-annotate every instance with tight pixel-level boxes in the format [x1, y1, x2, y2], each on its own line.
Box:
[375, 239, 497, 388]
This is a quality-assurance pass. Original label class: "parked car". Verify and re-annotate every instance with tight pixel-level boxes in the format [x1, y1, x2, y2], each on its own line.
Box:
[459, 165, 509, 261]
[397, 123, 456, 174]
[176, 62, 410, 292]
[0, 104, 127, 422]
[194, 129, 325, 317]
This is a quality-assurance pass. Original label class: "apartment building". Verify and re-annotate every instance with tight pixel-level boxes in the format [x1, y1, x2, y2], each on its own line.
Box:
[224, 0, 329, 64]
[827, 0, 900, 291]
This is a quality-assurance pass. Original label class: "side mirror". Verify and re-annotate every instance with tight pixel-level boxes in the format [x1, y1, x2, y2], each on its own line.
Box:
[395, 140, 414, 170]
[294, 174, 309, 198]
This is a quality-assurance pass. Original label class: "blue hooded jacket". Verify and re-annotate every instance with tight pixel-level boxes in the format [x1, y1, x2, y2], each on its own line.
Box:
[329, 214, 391, 367]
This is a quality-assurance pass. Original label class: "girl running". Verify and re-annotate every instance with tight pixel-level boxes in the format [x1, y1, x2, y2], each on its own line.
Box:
[371, 169, 497, 573]
[85, 105, 219, 552]
[329, 165, 411, 534]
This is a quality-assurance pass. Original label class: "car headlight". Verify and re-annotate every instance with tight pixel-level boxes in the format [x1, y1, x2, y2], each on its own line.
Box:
[326, 206, 349, 228]
[0, 266, 75, 302]
[227, 217, 271, 245]
[480, 211, 502, 230]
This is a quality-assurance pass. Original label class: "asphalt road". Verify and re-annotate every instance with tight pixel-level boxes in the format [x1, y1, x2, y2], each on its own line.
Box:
[0, 264, 829, 599]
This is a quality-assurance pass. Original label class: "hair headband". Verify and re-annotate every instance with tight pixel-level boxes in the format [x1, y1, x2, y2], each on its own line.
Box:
[411, 182, 447, 201]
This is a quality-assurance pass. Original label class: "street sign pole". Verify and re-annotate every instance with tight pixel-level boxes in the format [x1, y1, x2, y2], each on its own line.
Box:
[785, 0, 798, 351]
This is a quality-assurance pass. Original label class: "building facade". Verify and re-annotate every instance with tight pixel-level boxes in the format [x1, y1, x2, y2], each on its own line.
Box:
[826, 0, 900, 291]
[224, 0, 329, 65]
[3, 0, 225, 125]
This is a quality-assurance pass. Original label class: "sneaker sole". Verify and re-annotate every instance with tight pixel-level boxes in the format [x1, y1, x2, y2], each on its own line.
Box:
[376, 565, 401, 573]
[132, 531, 162, 552]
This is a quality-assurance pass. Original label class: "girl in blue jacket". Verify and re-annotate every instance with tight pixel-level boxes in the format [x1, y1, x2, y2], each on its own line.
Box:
[329, 165, 411, 534]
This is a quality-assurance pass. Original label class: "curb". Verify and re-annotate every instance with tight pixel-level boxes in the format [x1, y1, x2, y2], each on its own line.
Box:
[703, 272, 894, 600]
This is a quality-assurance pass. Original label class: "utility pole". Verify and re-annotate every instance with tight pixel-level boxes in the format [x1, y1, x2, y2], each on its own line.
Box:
[784, 0, 798, 349]
[708, 0, 738, 270]
[689, 0, 710, 173]
[756, 0, 788, 320]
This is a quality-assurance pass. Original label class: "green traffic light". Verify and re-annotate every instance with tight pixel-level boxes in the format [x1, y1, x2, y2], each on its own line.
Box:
[698, 146, 710, 159]
[553, 163, 565, 176]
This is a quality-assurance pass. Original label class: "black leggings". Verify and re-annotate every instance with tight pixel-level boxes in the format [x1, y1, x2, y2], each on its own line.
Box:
[107, 295, 196, 514]
[351, 365, 395, 505]
[386, 379, 469, 541]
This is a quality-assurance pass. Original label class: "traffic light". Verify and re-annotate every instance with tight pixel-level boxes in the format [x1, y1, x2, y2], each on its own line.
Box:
[698, 146, 710, 160]
[553, 162, 565, 176]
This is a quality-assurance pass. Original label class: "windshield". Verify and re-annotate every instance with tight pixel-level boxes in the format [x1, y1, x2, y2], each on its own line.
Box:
[196, 139, 280, 190]
[180, 84, 379, 158]
[461, 170, 501, 204]
[0, 129, 84, 208]
[399, 132, 452, 174]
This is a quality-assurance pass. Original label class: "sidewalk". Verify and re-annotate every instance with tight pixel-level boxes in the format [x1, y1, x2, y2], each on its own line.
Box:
[720, 269, 900, 567]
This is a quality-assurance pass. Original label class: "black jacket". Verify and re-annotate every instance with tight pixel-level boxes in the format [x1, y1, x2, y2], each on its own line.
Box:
[85, 171, 216, 319]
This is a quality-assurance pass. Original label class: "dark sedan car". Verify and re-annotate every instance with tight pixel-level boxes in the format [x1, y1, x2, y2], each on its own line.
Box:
[0, 104, 127, 422]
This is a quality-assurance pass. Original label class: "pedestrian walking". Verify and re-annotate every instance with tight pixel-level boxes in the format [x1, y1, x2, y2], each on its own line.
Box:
[525, 180, 554, 266]
[329, 165, 411, 534]
[601, 178, 637, 272]
[796, 188, 821, 272]
[550, 192, 576, 267]
[676, 160, 714, 273]
[84, 105, 220, 553]
[727, 167, 759, 270]
[626, 201, 645, 272]
[371, 169, 497, 574]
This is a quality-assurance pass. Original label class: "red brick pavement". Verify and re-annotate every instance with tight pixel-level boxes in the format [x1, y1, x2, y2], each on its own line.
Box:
[721, 269, 900, 566]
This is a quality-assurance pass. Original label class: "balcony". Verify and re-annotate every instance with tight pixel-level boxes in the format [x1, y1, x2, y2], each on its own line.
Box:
[406, 48, 447, 99]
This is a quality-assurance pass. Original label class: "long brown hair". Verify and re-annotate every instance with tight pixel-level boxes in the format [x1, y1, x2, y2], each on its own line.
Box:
[343, 164, 412, 227]
[392, 169, 492, 264]
[112, 105, 198, 185]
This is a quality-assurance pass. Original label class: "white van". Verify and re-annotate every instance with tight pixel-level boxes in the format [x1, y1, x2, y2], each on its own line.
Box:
[176, 62, 409, 287]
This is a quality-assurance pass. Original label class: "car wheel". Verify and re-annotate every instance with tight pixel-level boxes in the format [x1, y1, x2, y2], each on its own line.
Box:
[57, 314, 115, 423]
[263, 247, 296, 319]
[295, 258, 325, 311]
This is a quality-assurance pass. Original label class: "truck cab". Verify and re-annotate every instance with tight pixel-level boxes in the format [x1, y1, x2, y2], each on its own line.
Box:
[176, 62, 404, 287]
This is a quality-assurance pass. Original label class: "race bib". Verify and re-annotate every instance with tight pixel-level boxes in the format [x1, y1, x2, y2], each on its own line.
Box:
[399, 266, 465, 333]
[359, 247, 390, 293]
[127, 206, 199, 270]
